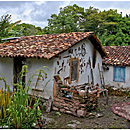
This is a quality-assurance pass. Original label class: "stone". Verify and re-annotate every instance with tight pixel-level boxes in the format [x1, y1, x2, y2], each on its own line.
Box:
[77, 110, 86, 117]
[67, 124, 77, 128]
[90, 97, 94, 101]
[66, 110, 72, 114]
[86, 112, 93, 117]
[70, 108, 76, 112]
[79, 90, 86, 98]
[54, 98, 64, 103]
[52, 106, 59, 111]
[64, 107, 69, 110]
[53, 101, 61, 107]
[96, 113, 103, 118]
[74, 101, 80, 106]
[62, 103, 69, 107]
[41, 115, 55, 124]
[60, 108, 65, 113]
[81, 108, 85, 111]
[73, 96, 79, 100]
[80, 104, 86, 107]
[70, 120, 81, 125]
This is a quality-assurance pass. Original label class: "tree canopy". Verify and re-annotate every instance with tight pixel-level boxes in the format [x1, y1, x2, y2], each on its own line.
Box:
[43, 4, 130, 46]
[1, 4, 130, 46]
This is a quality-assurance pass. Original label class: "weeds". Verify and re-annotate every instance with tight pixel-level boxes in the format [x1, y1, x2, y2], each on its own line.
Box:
[0, 65, 50, 128]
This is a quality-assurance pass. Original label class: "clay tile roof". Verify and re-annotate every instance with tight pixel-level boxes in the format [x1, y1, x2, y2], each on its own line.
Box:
[0, 32, 106, 59]
[103, 46, 130, 66]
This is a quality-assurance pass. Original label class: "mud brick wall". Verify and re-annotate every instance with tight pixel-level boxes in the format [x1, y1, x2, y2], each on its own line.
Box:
[52, 86, 98, 117]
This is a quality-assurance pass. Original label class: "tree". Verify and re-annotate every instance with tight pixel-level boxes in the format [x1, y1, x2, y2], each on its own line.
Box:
[13, 23, 43, 36]
[0, 14, 21, 42]
[43, 4, 84, 34]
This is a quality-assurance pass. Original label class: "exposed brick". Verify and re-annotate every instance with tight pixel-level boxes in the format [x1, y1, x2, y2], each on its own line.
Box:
[52, 107, 59, 111]
[61, 103, 69, 107]
[53, 101, 61, 107]
[65, 111, 72, 114]
[69, 108, 76, 112]
[81, 108, 86, 111]
[80, 104, 86, 107]
[60, 109, 65, 113]
[54, 98, 64, 103]
[73, 96, 79, 100]
[64, 107, 69, 110]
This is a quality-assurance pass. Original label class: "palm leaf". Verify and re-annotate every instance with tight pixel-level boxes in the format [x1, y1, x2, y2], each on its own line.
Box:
[7, 20, 21, 33]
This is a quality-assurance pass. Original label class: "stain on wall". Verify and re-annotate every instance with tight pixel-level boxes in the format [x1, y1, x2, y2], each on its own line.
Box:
[54, 41, 98, 86]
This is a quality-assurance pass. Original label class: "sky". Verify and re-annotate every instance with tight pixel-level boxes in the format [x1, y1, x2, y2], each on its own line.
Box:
[0, 1, 130, 28]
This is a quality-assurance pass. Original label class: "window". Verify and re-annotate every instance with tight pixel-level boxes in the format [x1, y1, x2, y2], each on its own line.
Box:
[69, 58, 79, 83]
[113, 66, 125, 82]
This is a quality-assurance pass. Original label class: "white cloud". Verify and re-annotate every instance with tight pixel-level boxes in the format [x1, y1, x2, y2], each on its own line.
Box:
[117, 8, 130, 16]
[60, 1, 71, 8]
[0, 1, 130, 28]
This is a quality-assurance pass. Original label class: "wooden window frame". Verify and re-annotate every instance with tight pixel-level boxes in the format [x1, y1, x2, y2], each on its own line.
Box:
[68, 58, 80, 84]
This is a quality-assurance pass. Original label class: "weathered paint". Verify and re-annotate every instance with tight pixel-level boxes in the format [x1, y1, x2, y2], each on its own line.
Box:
[0, 57, 13, 91]
[53, 39, 102, 88]
[26, 38, 103, 99]
[26, 58, 54, 99]
[0, 38, 103, 99]
[103, 65, 130, 88]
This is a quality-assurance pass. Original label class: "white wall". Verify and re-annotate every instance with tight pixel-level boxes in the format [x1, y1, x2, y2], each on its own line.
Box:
[0, 39, 103, 99]
[0, 57, 13, 91]
[52, 39, 102, 87]
[26, 58, 54, 99]
[103, 65, 130, 88]
[26, 39, 103, 99]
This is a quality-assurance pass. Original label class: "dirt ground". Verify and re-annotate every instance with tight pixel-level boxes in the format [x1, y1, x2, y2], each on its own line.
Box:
[41, 96, 130, 129]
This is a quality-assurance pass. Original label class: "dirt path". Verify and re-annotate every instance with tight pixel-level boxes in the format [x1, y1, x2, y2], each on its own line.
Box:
[42, 96, 130, 129]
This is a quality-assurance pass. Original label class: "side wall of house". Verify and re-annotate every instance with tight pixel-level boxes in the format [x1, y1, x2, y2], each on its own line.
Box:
[103, 65, 130, 88]
[26, 39, 103, 100]
[52, 39, 102, 87]
[26, 58, 54, 99]
[0, 57, 13, 91]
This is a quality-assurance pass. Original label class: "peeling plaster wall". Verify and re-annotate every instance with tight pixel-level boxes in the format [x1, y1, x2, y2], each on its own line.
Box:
[0, 57, 13, 91]
[103, 65, 130, 88]
[53, 39, 102, 87]
[26, 39, 103, 99]
[26, 58, 54, 99]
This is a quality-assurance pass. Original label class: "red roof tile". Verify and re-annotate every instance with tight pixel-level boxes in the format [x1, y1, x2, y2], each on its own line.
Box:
[103, 46, 130, 66]
[0, 32, 106, 59]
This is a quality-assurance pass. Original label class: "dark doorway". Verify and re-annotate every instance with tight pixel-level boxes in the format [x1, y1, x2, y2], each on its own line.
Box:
[13, 57, 26, 90]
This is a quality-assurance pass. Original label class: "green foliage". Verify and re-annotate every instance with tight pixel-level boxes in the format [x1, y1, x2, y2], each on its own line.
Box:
[0, 14, 21, 42]
[13, 23, 44, 36]
[1, 4, 130, 46]
[0, 65, 50, 128]
[44, 4, 130, 46]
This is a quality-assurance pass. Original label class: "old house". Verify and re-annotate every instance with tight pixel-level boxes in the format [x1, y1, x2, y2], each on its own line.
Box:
[103, 46, 130, 88]
[0, 32, 106, 100]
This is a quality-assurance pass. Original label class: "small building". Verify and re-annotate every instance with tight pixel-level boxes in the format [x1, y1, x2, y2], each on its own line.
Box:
[0, 32, 106, 99]
[103, 46, 130, 88]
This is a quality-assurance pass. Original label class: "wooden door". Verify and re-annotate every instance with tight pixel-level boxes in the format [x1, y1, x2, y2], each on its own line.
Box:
[13, 57, 26, 90]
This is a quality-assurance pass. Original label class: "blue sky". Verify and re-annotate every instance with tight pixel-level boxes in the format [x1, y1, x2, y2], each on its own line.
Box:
[0, 1, 130, 28]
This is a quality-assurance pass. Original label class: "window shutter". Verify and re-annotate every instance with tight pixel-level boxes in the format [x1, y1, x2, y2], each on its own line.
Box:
[113, 66, 125, 82]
